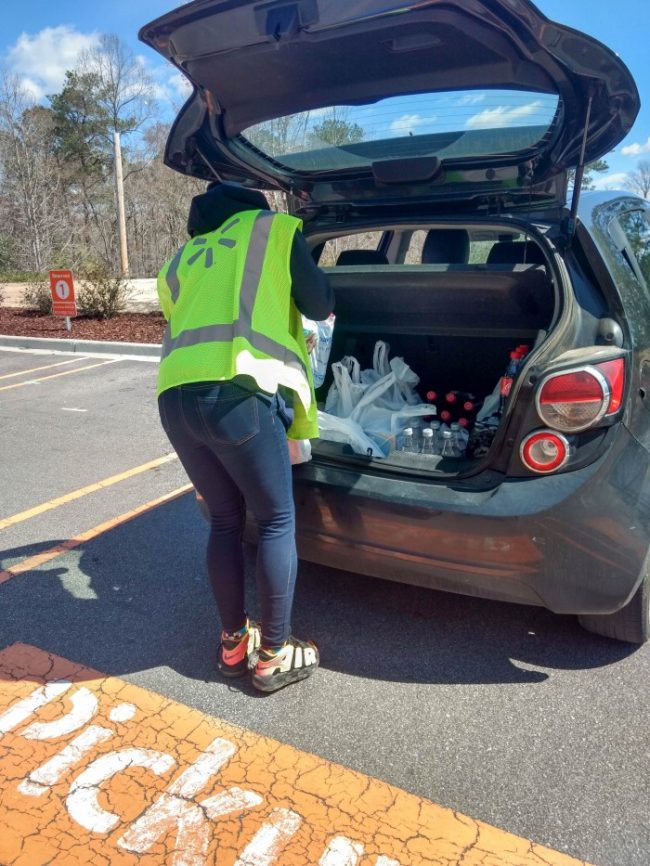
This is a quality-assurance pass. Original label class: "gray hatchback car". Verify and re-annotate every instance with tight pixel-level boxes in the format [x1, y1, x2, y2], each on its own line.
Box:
[141, 0, 650, 643]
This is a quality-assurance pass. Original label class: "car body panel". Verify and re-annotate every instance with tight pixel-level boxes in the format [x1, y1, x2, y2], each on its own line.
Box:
[577, 193, 650, 451]
[285, 427, 650, 614]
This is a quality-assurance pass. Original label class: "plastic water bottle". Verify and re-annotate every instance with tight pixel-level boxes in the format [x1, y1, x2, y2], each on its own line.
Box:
[408, 417, 423, 450]
[430, 420, 442, 454]
[400, 427, 417, 453]
[421, 427, 435, 455]
[440, 429, 456, 458]
[450, 421, 469, 456]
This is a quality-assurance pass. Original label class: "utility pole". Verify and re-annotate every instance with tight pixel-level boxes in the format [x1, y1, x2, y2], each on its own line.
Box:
[113, 131, 129, 278]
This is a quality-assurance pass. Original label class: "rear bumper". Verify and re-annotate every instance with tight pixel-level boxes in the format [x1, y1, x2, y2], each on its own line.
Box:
[291, 428, 650, 614]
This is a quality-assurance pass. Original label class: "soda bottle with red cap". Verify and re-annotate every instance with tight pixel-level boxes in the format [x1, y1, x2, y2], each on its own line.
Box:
[499, 350, 523, 414]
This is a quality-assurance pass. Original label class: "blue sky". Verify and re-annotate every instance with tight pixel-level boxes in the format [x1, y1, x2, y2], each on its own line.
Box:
[2, 0, 648, 188]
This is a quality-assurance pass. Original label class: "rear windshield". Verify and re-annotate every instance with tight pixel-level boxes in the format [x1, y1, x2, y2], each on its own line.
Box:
[242, 89, 560, 172]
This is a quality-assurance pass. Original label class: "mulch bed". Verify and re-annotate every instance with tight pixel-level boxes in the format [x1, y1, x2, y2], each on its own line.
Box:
[0, 307, 166, 344]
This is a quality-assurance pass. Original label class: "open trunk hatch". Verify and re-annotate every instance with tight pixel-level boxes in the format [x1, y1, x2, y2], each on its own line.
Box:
[140, 0, 639, 210]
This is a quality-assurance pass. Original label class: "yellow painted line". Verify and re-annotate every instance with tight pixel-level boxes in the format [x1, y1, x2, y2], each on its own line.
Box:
[0, 359, 119, 392]
[0, 453, 179, 531]
[0, 643, 592, 866]
[0, 356, 90, 381]
[0, 485, 192, 586]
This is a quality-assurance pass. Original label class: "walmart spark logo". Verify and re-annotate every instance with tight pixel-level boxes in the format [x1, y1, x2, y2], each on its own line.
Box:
[187, 218, 241, 268]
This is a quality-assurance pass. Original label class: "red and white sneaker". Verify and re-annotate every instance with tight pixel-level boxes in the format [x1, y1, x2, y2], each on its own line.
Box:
[251, 636, 319, 693]
[217, 621, 261, 678]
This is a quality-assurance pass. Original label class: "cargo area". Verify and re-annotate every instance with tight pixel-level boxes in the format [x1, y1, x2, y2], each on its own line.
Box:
[311, 262, 557, 473]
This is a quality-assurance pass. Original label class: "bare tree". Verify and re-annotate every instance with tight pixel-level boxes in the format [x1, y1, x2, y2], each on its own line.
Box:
[81, 34, 156, 136]
[123, 123, 204, 276]
[0, 72, 65, 272]
[625, 160, 650, 199]
[0, 36, 246, 282]
[78, 35, 156, 276]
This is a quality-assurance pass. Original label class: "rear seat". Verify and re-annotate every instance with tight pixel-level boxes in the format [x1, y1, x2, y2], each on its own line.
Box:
[335, 249, 389, 266]
[421, 229, 470, 264]
[487, 241, 546, 265]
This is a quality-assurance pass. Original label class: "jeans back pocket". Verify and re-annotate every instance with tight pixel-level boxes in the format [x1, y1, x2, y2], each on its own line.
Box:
[196, 392, 260, 447]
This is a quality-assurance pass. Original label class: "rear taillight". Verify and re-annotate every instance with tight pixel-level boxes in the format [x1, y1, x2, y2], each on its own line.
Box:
[597, 359, 625, 413]
[520, 431, 570, 474]
[536, 359, 625, 433]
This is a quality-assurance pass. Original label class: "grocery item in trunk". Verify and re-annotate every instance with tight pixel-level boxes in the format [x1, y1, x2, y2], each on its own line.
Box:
[320, 342, 435, 457]
[302, 313, 335, 388]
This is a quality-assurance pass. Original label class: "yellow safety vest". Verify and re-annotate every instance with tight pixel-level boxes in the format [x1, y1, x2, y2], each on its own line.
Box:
[156, 209, 317, 439]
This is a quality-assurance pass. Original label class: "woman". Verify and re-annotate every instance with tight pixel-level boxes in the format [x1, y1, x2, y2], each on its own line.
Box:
[156, 181, 333, 692]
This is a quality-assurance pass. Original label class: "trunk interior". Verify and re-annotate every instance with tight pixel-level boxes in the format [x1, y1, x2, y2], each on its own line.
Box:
[312, 263, 556, 474]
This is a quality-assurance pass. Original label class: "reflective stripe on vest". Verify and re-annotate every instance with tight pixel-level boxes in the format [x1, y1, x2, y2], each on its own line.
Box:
[165, 245, 184, 304]
[161, 211, 307, 378]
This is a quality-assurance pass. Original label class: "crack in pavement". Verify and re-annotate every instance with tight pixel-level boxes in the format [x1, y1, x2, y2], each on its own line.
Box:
[0, 644, 593, 866]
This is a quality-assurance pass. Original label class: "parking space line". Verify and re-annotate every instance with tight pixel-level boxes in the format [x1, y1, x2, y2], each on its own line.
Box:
[0, 453, 180, 530]
[0, 357, 90, 381]
[0, 485, 192, 586]
[0, 643, 591, 866]
[0, 359, 120, 392]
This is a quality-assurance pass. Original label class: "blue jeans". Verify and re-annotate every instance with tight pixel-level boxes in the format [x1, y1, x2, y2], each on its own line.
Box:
[158, 381, 297, 647]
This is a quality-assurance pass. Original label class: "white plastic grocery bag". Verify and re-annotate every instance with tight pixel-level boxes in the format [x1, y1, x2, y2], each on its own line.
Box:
[317, 410, 385, 457]
[324, 356, 366, 417]
[302, 314, 335, 388]
[319, 342, 435, 457]
[390, 356, 421, 406]
[288, 438, 312, 465]
[360, 340, 391, 385]
[351, 374, 435, 437]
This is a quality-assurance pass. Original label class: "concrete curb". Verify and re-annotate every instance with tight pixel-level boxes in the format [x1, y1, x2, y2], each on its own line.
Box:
[0, 334, 162, 358]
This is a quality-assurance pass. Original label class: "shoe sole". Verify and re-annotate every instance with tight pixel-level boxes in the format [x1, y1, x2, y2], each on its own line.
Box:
[251, 664, 317, 693]
[218, 662, 249, 679]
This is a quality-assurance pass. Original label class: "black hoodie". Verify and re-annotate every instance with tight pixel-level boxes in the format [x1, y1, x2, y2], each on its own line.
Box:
[187, 183, 333, 321]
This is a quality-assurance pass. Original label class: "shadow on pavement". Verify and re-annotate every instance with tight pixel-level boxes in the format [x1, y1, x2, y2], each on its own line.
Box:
[0, 494, 636, 689]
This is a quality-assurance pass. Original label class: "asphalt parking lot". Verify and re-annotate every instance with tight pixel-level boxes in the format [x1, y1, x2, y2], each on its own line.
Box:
[1, 345, 649, 866]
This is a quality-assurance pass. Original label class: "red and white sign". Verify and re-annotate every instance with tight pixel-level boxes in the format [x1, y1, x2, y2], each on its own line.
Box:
[49, 270, 77, 318]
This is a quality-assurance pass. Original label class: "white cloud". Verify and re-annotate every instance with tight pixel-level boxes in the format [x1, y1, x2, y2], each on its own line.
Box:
[621, 137, 650, 157]
[455, 93, 486, 107]
[390, 113, 435, 135]
[466, 100, 543, 129]
[7, 26, 100, 100]
[590, 171, 630, 191]
[168, 72, 193, 100]
[148, 70, 193, 111]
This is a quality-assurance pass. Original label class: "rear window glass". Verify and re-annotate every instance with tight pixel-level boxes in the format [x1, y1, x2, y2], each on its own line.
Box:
[617, 210, 650, 288]
[242, 89, 559, 171]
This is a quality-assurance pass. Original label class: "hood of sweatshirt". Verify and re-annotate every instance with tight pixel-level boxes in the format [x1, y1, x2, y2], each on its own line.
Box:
[187, 182, 269, 237]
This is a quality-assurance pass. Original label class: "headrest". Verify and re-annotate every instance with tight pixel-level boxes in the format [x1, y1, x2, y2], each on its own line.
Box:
[486, 241, 545, 265]
[421, 229, 470, 264]
[336, 249, 389, 266]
